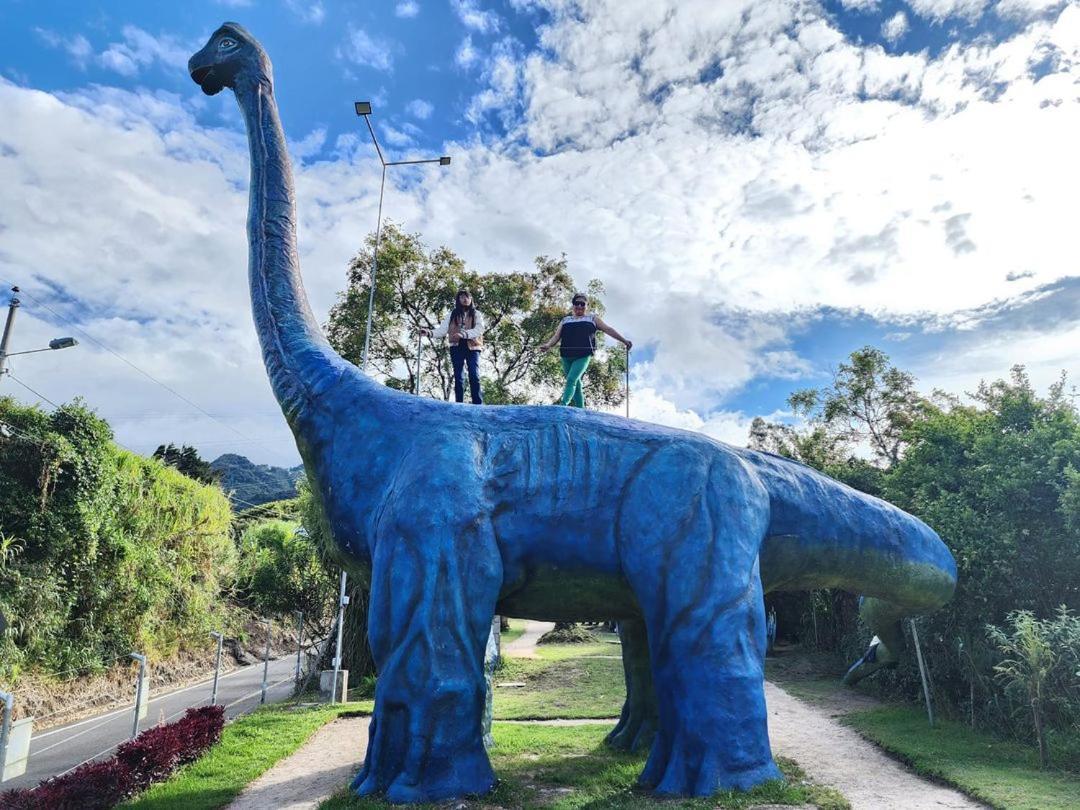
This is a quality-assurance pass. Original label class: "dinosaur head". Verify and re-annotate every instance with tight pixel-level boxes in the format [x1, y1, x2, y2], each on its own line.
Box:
[189, 22, 269, 96]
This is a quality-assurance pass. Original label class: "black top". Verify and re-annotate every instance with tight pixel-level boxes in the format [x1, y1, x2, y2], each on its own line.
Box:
[559, 314, 598, 359]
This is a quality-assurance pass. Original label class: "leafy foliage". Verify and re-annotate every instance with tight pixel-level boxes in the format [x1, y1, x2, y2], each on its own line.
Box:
[235, 519, 336, 635]
[987, 608, 1080, 767]
[152, 444, 219, 486]
[0, 705, 224, 809]
[0, 398, 235, 682]
[754, 356, 1080, 758]
[326, 223, 627, 407]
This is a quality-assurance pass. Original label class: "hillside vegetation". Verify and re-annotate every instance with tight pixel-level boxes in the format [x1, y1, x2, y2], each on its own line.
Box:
[0, 398, 235, 682]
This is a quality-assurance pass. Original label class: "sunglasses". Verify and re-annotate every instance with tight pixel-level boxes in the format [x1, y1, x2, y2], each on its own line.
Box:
[572, 300, 586, 306]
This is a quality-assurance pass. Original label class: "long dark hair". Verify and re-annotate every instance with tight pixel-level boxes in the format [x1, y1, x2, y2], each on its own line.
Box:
[450, 289, 476, 325]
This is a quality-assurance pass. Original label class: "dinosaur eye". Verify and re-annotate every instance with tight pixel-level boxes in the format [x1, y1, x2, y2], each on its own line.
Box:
[219, 37, 236, 49]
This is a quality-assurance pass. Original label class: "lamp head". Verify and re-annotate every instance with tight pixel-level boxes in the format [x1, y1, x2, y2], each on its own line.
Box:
[355, 100, 372, 116]
[49, 337, 78, 350]
[439, 156, 451, 166]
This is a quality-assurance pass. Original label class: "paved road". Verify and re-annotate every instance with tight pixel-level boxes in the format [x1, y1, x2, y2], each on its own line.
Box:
[4, 655, 300, 792]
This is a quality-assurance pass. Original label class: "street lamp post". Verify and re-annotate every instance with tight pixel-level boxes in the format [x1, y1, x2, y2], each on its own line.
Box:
[353, 101, 450, 373]
[0, 286, 78, 379]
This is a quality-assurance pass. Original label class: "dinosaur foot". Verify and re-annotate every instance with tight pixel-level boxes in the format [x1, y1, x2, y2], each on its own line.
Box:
[605, 709, 657, 752]
[352, 715, 496, 802]
[638, 734, 782, 796]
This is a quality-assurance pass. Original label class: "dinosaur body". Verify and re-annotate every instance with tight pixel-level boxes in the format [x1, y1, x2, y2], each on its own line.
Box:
[189, 24, 956, 803]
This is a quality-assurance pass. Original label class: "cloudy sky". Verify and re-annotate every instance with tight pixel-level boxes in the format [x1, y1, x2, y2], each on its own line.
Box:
[1, 0, 1078, 467]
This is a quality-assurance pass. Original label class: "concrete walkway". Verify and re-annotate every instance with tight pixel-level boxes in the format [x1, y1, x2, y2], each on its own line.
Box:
[765, 681, 984, 809]
[227, 715, 370, 810]
[228, 623, 986, 810]
[501, 619, 554, 658]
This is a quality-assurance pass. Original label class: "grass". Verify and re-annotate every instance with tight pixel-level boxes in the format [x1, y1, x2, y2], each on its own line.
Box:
[495, 642, 625, 720]
[318, 723, 849, 809]
[844, 706, 1080, 810]
[122, 703, 356, 810]
[500, 618, 527, 646]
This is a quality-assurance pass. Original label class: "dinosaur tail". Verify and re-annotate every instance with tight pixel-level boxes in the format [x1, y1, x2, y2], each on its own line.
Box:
[735, 448, 957, 685]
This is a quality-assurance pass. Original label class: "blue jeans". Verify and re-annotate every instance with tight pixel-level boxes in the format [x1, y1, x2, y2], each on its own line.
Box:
[450, 343, 483, 404]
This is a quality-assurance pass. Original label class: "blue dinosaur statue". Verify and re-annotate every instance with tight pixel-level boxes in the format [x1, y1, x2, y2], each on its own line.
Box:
[189, 23, 957, 803]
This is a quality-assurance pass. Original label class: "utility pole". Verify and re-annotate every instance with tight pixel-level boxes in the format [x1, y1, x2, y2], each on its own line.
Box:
[0, 287, 20, 378]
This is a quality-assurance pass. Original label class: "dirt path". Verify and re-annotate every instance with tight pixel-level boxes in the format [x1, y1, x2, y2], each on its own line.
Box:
[227, 715, 369, 810]
[232, 636, 985, 810]
[765, 681, 985, 809]
[501, 620, 554, 658]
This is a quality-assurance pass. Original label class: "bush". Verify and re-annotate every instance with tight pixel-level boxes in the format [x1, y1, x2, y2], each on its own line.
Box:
[0, 400, 235, 682]
[0, 705, 225, 809]
[987, 608, 1080, 768]
[236, 520, 335, 627]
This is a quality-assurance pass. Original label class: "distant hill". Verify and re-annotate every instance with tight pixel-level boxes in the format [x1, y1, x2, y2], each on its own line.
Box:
[210, 453, 304, 507]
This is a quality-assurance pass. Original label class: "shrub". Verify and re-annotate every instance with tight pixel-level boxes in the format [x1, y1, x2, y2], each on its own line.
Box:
[0, 398, 235, 681]
[236, 520, 335, 626]
[0, 705, 224, 809]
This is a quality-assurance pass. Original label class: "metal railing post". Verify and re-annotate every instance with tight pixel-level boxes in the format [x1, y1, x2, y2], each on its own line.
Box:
[210, 631, 224, 705]
[331, 570, 349, 703]
[0, 690, 12, 783]
[293, 611, 304, 687]
[910, 619, 935, 727]
[260, 619, 272, 704]
[129, 653, 147, 739]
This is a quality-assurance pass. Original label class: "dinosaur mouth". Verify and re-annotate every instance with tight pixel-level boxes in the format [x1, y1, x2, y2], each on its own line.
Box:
[190, 65, 224, 96]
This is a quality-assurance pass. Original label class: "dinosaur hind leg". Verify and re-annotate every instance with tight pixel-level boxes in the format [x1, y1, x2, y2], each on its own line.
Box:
[843, 596, 905, 685]
[606, 617, 657, 752]
[619, 447, 781, 796]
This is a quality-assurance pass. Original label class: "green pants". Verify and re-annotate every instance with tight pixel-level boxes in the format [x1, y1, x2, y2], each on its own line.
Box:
[560, 356, 591, 407]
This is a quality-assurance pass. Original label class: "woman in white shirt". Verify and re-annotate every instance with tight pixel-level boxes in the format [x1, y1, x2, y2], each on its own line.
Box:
[422, 288, 486, 404]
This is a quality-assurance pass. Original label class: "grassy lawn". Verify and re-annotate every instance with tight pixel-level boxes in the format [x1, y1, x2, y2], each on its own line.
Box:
[122, 703, 356, 810]
[319, 723, 849, 809]
[500, 617, 527, 646]
[844, 706, 1080, 810]
[495, 640, 625, 720]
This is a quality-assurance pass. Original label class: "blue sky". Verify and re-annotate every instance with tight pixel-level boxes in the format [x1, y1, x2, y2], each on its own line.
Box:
[1, 0, 1078, 464]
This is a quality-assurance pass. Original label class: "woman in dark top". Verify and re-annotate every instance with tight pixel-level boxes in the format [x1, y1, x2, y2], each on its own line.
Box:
[539, 292, 631, 407]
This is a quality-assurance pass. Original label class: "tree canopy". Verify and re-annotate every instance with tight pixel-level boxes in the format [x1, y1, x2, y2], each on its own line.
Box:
[326, 223, 627, 407]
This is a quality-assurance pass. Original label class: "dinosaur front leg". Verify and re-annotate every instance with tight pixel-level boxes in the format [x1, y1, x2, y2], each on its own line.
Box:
[606, 617, 658, 752]
[352, 508, 502, 803]
[620, 448, 781, 796]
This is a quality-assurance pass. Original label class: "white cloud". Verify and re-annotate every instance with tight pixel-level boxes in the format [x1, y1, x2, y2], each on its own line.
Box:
[283, 0, 326, 24]
[455, 35, 479, 68]
[379, 123, 415, 146]
[97, 26, 192, 77]
[6, 1, 1080, 464]
[907, 0, 990, 22]
[451, 0, 501, 33]
[405, 98, 434, 119]
[338, 27, 395, 72]
[34, 29, 94, 68]
[881, 11, 909, 42]
[396, 1, 421, 18]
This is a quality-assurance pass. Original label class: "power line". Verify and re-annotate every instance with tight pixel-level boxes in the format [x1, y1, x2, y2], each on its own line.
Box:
[0, 278, 295, 463]
[5, 373, 59, 408]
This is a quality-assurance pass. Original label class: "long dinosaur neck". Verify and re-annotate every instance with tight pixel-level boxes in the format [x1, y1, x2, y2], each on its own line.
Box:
[234, 74, 340, 419]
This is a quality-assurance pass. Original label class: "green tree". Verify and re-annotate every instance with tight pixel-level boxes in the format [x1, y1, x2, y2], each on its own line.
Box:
[153, 443, 220, 486]
[326, 223, 627, 407]
[236, 520, 336, 635]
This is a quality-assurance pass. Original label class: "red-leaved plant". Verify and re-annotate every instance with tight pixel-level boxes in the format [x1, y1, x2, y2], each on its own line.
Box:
[0, 704, 225, 810]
